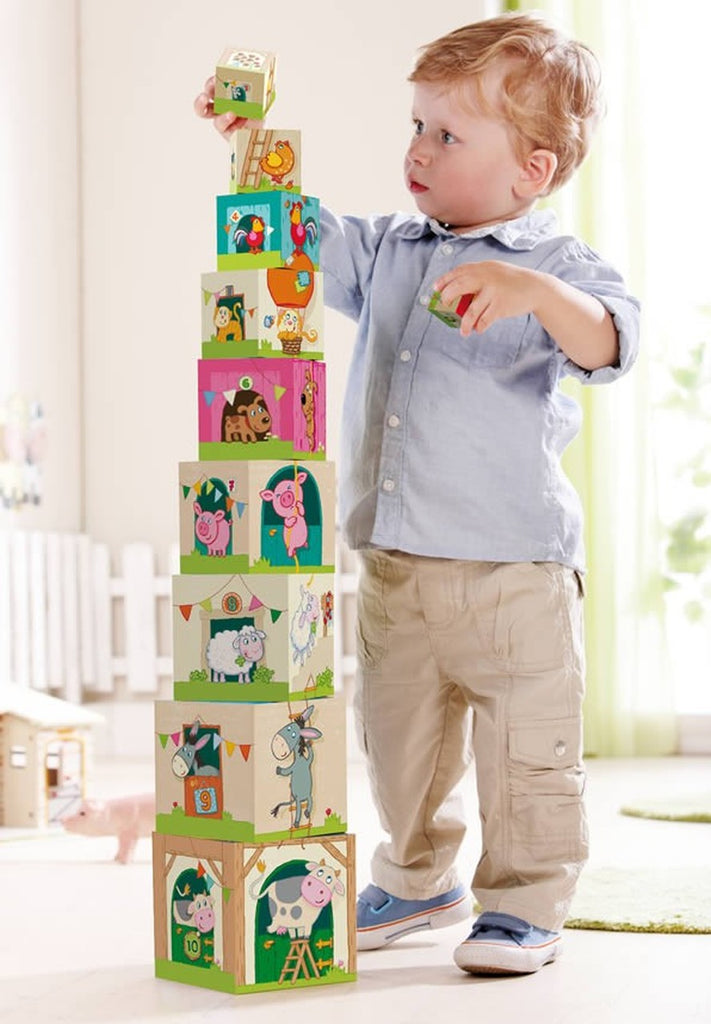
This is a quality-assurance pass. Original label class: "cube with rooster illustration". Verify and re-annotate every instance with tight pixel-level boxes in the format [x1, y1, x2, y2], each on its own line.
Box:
[213, 47, 277, 120]
[217, 191, 320, 270]
[153, 832, 356, 994]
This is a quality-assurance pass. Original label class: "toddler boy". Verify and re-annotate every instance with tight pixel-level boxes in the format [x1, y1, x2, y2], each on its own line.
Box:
[195, 12, 639, 975]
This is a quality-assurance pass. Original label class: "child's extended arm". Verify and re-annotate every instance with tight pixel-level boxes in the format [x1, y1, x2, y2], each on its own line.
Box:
[434, 261, 619, 372]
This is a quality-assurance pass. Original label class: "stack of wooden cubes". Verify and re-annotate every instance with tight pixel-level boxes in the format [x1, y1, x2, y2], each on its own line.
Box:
[152, 48, 356, 995]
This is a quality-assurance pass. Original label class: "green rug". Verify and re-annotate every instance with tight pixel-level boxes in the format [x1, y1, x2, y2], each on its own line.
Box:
[565, 866, 711, 934]
[620, 794, 711, 823]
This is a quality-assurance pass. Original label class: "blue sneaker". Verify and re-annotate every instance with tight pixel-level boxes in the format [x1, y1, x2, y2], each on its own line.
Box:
[454, 912, 562, 974]
[357, 883, 471, 950]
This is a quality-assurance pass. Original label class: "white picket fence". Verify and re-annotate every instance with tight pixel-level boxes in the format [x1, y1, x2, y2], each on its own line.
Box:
[0, 530, 358, 703]
[0, 531, 179, 701]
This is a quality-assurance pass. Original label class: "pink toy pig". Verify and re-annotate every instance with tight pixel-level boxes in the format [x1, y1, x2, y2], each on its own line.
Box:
[193, 503, 231, 556]
[62, 793, 155, 864]
[260, 472, 309, 559]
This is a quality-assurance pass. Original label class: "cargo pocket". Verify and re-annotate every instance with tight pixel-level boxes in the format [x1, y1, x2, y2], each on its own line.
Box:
[507, 717, 587, 860]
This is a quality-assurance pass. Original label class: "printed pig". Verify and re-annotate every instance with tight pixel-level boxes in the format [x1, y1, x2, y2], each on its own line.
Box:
[193, 503, 231, 556]
[62, 794, 155, 864]
[259, 472, 308, 559]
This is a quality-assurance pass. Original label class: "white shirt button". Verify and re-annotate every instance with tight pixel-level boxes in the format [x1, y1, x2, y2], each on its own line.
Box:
[441, 243, 454, 255]
[388, 414, 401, 428]
[400, 350, 412, 362]
[382, 478, 395, 492]
[554, 741, 567, 758]
[419, 294, 429, 306]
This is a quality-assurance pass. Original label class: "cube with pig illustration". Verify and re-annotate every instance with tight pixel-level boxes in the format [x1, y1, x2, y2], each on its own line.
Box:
[197, 358, 326, 462]
[179, 459, 335, 575]
[153, 832, 356, 994]
[154, 697, 347, 844]
[201, 268, 324, 360]
[172, 573, 334, 704]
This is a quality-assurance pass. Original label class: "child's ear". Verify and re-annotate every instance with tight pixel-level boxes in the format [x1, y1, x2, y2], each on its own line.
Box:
[515, 148, 558, 198]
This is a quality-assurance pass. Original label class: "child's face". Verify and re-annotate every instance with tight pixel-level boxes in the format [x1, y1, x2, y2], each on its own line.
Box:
[404, 74, 531, 232]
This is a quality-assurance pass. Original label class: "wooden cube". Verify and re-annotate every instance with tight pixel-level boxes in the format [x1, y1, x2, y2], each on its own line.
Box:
[213, 47, 276, 120]
[201, 268, 324, 360]
[427, 289, 474, 328]
[179, 459, 335, 575]
[198, 358, 325, 462]
[230, 128, 301, 194]
[154, 696, 347, 842]
[217, 191, 319, 270]
[172, 572, 335, 704]
[153, 832, 356, 994]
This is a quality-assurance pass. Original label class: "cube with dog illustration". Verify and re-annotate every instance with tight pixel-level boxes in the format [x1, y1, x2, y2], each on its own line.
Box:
[153, 831, 356, 994]
[154, 696, 346, 843]
[217, 191, 319, 271]
[197, 358, 326, 461]
[172, 572, 334, 703]
[201, 267, 324, 360]
[213, 47, 277, 120]
[179, 459, 335, 575]
[230, 128, 301, 194]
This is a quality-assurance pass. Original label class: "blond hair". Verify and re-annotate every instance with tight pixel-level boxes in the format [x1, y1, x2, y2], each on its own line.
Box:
[409, 12, 604, 193]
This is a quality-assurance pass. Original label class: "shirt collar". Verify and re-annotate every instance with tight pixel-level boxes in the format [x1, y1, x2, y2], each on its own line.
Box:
[392, 207, 558, 251]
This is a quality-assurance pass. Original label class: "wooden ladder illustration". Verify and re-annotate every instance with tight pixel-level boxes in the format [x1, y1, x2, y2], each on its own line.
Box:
[241, 129, 274, 189]
[278, 938, 321, 984]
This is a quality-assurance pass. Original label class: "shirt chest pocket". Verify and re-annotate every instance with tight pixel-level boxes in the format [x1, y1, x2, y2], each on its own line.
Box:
[466, 313, 530, 369]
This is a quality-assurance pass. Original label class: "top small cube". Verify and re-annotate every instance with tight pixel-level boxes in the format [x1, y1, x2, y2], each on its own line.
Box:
[214, 48, 277, 120]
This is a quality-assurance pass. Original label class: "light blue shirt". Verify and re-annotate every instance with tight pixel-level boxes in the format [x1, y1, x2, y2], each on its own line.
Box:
[321, 207, 639, 570]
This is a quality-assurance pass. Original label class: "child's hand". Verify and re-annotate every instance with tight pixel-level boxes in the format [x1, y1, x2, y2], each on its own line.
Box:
[433, 261, 544, 338]
[193, 75, 263, 140]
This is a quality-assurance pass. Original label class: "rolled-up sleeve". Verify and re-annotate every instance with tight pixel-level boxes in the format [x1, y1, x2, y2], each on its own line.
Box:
[541, 238, 641, 385]
[320, 207, 392, 322]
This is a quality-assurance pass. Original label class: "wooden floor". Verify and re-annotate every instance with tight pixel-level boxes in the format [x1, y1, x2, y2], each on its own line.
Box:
[1, 753, 710, 1023]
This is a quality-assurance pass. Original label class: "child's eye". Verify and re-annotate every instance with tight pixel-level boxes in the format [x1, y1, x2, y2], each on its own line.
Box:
[412, 119, 424, 135]
[441, 130, 456, 145]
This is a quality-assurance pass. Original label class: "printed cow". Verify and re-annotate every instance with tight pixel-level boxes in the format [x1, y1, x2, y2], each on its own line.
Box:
[173, 887, 216, 934]
[250, 860, 345, 938]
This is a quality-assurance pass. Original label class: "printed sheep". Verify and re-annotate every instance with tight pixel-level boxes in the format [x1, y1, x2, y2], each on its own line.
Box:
[289, 586, 320, 667]
[206, 625, 266, 683]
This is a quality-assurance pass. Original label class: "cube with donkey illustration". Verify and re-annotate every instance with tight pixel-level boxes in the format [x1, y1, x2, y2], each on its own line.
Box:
[172, 572, 334, 703]
[153, 831, 356, 994]
[179, 459, 335, 575]
[201, 268, 324, 360]
[154, 696, 346, 843]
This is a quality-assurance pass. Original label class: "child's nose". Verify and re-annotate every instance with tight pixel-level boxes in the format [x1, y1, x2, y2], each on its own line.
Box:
[407, 135, 431, 165]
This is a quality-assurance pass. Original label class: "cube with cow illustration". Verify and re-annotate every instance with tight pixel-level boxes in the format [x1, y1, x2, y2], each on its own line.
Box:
[179, 459, 335, 575]
[216, 191, 320, 271]
[154, 696, 346, 844]
[230, 128, 301, 194]
[197, 358, 326, 461]
[153, 831, 356, 994]
[172, 572, 334, 704]
[201, 268, 324, 360]
[213, 47, 277, 120]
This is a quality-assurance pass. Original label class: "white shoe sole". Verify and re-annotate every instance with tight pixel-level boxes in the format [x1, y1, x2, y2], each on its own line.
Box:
[357, 894, 471, 951]
[454, 935, 562, 975]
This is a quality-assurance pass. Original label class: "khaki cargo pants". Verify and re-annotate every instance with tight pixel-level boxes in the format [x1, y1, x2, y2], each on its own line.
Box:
[354, 549, 588, 933]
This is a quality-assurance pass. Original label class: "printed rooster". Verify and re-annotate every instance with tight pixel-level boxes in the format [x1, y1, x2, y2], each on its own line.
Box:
[289, 202, 318, 256]
[259, 140, 296, 187]
[233, 216, 266, 254]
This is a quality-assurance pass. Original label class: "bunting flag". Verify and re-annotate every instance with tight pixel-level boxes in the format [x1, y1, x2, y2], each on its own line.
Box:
[224, 741, 236, 758]
[199, 598, 212, 612]
[270, 609, 283, 623]
[156, 729, 251, 762]
[204, 874, 215, 894]
[158, 734, 169, 749]
[197, 862, 206, 878]
[212, 733, 221, 751]
[172, 574, 287, 621]
[204, 391, 217, 407]
[239, 745, 251, 762]
[224, 389, 236, 405]
[249, 594, 263, 610]
[179, 604, 192, 622]
[236, 502, 246, 517]
[274, 385, 287, 401]
[171, 731, 181, 746]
